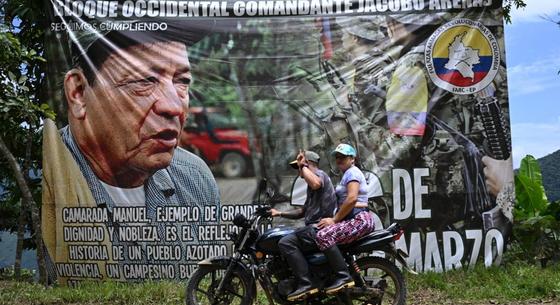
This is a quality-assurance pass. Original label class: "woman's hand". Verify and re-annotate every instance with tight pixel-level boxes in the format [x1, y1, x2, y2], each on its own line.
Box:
[318, 217, 335, 229]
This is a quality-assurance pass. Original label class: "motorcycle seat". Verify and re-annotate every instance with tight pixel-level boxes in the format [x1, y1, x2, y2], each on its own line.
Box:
[303, 227, 396, 264]
[339, 227, 395, 253]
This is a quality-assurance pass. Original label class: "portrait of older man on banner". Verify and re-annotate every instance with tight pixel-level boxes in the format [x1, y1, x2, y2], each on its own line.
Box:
[41, 19, 221, 283]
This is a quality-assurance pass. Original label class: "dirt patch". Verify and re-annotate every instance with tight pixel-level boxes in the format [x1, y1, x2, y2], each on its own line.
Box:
[409, 289, 560, 305]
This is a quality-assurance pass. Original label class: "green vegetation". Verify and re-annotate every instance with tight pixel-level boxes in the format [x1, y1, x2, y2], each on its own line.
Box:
[538, 149, 560, 202]
[408, 262, 560, 304]
[0, 0, 53, 283]
[2, 261, 559, 305]
[0, 280, 185, 305]
[513, 155, 560, 265]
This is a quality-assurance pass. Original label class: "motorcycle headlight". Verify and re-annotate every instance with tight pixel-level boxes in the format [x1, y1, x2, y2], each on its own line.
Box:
[233, 213, 249, 228]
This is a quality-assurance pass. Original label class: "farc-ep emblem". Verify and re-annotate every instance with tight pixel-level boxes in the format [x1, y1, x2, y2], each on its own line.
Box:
[425, 18, 500, 95]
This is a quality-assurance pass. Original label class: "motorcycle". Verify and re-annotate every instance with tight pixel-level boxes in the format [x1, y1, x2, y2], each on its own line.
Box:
[186, 183, 412, 305]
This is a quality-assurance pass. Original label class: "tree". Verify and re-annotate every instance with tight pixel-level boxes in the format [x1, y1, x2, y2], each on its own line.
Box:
[503, 0, 527, 23]
[0, 0, 53, 284]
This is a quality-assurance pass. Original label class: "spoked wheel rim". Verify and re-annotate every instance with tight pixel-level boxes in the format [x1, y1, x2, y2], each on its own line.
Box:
[192, 269, 248, 305]
[349, 257, 406, 305]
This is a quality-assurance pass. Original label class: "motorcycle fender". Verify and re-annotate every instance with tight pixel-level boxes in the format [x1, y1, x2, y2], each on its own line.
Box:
[380, 245, 418, 275]
[198, 256, 229, 266]
[196, 256, 258, 296]
[198, 256, 248, 271]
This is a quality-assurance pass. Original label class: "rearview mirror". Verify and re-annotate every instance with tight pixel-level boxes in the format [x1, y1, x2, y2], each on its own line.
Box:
[289, 176, 306, 206]
[258, 178, 268, 194]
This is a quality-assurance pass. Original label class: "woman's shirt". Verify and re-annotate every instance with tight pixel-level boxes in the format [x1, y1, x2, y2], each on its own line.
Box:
[335, 165, 369, 220]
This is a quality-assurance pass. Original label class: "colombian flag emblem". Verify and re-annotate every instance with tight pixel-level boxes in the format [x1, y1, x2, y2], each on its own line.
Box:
[425, 18, 500, 95]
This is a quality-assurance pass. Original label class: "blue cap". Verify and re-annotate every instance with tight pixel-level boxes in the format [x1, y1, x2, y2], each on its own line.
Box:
[332, 144, 356, 157]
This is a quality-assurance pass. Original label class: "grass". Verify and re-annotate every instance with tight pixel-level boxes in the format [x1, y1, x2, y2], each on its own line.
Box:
[2, 261, 560, 305]
[0, 280, 185, 305]
[407, 262, 560, 304]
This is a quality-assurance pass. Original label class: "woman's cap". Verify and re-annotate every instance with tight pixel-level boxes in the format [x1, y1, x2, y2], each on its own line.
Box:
[332, 144, 356, 157]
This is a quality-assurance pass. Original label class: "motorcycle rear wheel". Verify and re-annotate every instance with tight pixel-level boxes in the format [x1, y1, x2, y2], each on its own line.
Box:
[352, 256, 407, 305]
[186, 264, 254, 305]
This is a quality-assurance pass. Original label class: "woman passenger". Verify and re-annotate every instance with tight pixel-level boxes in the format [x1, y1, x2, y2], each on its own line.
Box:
[316, 143, 375, 294]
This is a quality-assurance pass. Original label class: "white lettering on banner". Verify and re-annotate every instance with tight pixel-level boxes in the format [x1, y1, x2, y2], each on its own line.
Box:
[232, 0, 344, 16]
[424, 232, 443, 272]
[52, 0, 495, 18]
[63, 226, 105, 242]
[484, 229, 504, 267]
[181, 226, 195, 241]
[98, 21, 168, 31]
[178, 264, 198, 279]
[357, 0, 424, 12]
[127, 245, 142, 261]
[198, 224, 231, 241]
[204, 206, 218, 222]
[443, 231, 463, 270]
[429, 0, 492, 9]
[146, 245, 182, 260]
[62, 208, 108, 223]
[68, 245, 109, 260]
[117, 226, 160, 242]
[112, 245, 124, 261]
[220, 204, 259, 222]
[122, 264, 175, 279]
[56, 263, 102, 278]
[186, 244, 228, 260]
[392, 168, 430, 220]
[106, 263, 121, 279]
[112, 207, 149, 223]
[395, 229, 504, 272]
[413, 168, 431, 219]
[402, 232, 423, 271]
[156, 206, 200, 222]
[165, 226, 178, 241]
[466, 229, 483, 268]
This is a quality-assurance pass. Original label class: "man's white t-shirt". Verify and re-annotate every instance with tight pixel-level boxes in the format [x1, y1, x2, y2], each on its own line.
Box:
[100, 181, 145, 207]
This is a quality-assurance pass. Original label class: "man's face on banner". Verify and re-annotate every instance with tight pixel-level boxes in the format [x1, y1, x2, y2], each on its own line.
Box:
[74, 41, 190, 183]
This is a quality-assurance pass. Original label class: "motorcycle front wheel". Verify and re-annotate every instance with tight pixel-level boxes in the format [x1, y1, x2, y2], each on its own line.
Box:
[352, 256, 407, 305]
[185, 264, 255, 305]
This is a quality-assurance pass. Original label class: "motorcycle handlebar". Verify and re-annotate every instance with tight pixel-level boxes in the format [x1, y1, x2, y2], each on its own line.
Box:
[231, 205, 272, 229]
[255, 205, 272, 217]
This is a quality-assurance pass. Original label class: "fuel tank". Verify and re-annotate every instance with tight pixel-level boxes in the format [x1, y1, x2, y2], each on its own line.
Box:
[256, 226, 296, 255]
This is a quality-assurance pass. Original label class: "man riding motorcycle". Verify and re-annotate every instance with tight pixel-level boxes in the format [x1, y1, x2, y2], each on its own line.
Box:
[186, 173, 410, 305]
[270, 150, 336, 301]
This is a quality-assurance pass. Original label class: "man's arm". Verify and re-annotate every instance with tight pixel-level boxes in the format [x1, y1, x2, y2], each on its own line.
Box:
[296, 151, 322, 190]
[270, 208, 304, 219]
[300, 166, 322, 190]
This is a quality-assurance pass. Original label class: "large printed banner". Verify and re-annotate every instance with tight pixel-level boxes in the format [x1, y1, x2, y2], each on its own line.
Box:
[42, 0, 513, 284]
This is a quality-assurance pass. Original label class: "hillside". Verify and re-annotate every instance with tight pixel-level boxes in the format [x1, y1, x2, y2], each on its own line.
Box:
[538, 149, 560, 202]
